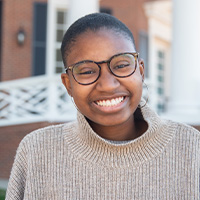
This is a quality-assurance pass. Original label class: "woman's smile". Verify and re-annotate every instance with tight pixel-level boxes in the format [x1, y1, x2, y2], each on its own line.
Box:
[92, 96, 128, 113]
[95, 96, 125, 107]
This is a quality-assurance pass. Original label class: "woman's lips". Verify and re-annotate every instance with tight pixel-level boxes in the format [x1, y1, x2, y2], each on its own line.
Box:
[95, 96, 125, 107]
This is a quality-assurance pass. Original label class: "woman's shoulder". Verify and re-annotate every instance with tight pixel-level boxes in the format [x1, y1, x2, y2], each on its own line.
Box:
[18, 120, 77, 151]
[165, 119, 200, 140]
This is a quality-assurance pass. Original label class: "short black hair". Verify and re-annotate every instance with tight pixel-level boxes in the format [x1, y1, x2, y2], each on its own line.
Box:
[61, 13, 136, 67]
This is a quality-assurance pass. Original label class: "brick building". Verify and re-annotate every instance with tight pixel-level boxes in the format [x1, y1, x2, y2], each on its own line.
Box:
[0, 0, 200, 187]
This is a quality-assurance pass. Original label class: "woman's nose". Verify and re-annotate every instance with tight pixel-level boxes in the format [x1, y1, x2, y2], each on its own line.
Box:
[95, 63, 120, 92]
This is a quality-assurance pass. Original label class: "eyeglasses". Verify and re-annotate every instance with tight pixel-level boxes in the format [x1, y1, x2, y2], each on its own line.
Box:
[65, 52, 139, 85]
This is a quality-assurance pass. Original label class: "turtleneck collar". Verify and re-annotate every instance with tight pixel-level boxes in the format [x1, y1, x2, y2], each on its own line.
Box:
[64, 103, 176, 168]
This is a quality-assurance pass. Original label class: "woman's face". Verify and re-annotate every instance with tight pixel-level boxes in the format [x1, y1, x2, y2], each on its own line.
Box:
[61, 29, 144, 128]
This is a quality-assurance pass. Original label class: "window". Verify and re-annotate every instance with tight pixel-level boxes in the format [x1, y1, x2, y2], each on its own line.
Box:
[139, 31, 149, 78]
[55, 10, 67, 74]
[157, 87, 164, 95]
[32, 3, 47, 76]
[156, 50, 165, 113]
[157, 103, 165, 111]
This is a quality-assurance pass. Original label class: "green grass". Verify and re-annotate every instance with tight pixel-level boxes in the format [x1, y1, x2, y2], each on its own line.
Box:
[0, 189, 6, 200]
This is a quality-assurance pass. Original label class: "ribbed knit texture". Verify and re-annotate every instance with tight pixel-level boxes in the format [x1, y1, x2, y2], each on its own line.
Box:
[6, 105, 200, 200]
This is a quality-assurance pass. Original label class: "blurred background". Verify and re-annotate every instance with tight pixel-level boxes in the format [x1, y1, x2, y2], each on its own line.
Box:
[0, 0, 200, 194]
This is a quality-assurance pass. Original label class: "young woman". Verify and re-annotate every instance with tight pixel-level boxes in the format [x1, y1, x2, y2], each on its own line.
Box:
[6, 13, 200, 199]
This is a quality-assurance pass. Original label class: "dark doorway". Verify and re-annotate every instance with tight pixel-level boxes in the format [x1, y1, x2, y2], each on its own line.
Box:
[32, 2, 47, 76]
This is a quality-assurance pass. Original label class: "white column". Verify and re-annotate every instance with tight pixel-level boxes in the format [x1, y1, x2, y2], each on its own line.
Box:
[168, 0, 200, 124]
[67, 0, 99, 26]
[46, 0, 56, 77]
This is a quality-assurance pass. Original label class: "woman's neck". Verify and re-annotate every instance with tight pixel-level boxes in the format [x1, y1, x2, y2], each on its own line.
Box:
[87, 116, 147, 141]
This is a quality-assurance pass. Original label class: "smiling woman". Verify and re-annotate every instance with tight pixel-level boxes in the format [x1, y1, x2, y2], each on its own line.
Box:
[6, 13, 200, 199]
[61, 28, 145, 139]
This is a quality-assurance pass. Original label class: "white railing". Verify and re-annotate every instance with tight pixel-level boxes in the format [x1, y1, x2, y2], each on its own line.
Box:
[0, 75, 76, 127]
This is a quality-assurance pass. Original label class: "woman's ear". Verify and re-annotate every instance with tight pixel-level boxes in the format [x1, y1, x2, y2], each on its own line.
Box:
[139, 58, 145, 81]
[61, 73, 72, 96]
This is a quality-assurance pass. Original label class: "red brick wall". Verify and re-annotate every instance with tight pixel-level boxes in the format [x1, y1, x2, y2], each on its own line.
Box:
[0, 121, 61, 179]
[1, 0, 47, 81]
[0, 0, 50, 179]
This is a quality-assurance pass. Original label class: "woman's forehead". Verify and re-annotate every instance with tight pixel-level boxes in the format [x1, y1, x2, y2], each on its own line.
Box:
[66, 29, 136, 64]
[77, 28, 132, 43]
[72, 29, 135, 52]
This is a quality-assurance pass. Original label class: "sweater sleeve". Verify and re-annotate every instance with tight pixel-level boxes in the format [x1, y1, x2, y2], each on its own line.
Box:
[5, 137, 28, 200]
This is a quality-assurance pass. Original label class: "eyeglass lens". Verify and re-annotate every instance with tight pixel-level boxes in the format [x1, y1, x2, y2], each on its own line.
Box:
[72, 53, 137, 85]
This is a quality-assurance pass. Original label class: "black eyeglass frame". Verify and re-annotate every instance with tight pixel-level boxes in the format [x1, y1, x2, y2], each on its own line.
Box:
[65, 52, 139, 85]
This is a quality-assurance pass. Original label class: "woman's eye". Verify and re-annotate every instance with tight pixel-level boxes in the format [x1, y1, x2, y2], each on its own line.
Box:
[115, 63, 130, 69]
[76, 68, 96, 75]
[79, 70, 95, 75]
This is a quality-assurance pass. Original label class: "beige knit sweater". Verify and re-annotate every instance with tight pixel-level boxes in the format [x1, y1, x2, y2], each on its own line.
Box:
[6, 105, 200, 200]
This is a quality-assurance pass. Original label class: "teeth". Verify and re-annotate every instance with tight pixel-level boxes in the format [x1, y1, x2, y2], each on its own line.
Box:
[96, 97, 124, 107]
